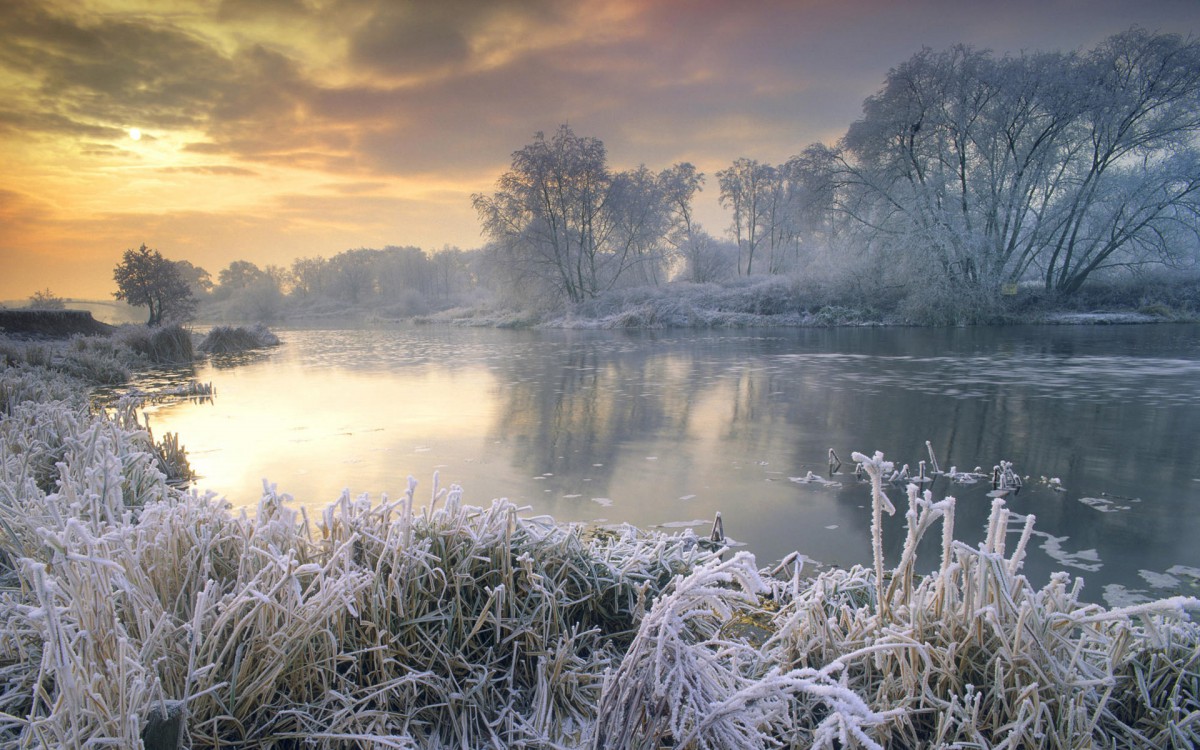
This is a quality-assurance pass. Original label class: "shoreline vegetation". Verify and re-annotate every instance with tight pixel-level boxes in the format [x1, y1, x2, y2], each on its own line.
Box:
[415, 275, 1199, 330]
[13, 270, 1194, 333]
[0, 327, 1197, 747]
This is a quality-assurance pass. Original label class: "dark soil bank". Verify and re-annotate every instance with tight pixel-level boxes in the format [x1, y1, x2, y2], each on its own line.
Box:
[0, 309, 115, 338]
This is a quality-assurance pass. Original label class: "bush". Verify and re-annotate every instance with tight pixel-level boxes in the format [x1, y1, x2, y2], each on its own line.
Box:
[197, 324, 280, 354]
[116, 324, 196, 364]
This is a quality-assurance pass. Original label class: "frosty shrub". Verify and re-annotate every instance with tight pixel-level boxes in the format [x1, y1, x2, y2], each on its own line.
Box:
[117, 323, 196, 364]
[197, 324, 281, 354]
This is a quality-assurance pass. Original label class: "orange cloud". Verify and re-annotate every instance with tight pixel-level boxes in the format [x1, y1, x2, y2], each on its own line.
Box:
[1, 0, 1195, 299]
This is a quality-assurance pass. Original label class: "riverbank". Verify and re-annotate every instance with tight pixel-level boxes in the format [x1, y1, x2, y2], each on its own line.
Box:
[0, 309, 115, 338]
[415, 275, 1198, 329]
[1, 335, 1198, 747]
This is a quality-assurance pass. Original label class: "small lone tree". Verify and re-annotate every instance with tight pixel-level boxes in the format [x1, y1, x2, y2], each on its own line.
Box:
[113, 244, 196, 326]
[26, 288, 66, 310]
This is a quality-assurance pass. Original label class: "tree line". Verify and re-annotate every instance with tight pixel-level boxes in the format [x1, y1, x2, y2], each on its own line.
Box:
[111, 244, 480, 325]
[110, 29, 1200, 326]
[473, 28, 1200, 310]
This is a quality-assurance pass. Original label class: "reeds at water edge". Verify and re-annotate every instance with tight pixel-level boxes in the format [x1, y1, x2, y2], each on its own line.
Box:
[0, 362, 1197, 748]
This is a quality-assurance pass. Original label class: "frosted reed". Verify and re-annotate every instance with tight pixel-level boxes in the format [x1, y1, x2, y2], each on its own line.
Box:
[2, 363, 1197, 748]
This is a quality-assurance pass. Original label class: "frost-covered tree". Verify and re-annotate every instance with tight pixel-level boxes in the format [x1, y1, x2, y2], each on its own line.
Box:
[717, 158, 772, 276]
[658, 162, 709, 281]
[808, 29, 1200, 295]
[717, 158, 810, 276]
[474, 125, 614, 304]
[173, 260, 213, 299]
[474, 125, 686, 305]
[289, 256, 328, 299]
[112, 244, 195, 326]
[214, 260, 267, 299]
[608, 164, 674, 286]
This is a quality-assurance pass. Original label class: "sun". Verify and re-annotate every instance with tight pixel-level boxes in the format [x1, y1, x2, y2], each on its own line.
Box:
[129, 127, 141, 141]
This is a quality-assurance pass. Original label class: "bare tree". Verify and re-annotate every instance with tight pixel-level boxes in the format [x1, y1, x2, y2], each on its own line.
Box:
[717, 158, 775, 276]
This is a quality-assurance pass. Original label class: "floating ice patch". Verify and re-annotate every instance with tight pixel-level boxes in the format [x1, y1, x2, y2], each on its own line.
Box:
[1031, 530, 1101, 572]
[824, 524, 839, 530]
[562, 494, 582, 499]
[1040, 476, 1067, 491]
[414, 446, 431, 452]
[590, 497, 612, 507]
[1103, 583, 1152, 608]
[788, 471, 841, 487]
[1167, 565, 1200, 580]
[945, 468, 980, 484]
[678, 494, 696, 501]
[1077, 496, 1131, 513]
[1139, 569, 1181, 589]
[657, 519, 709, 528]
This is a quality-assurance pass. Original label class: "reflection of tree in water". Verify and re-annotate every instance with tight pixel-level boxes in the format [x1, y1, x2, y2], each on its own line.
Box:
[795, 366, 1200, 600]
[485, 325, 1198, 600]
[494, 343, 679, 496]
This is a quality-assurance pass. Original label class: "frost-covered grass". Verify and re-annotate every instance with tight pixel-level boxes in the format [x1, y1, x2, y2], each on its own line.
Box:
[594, 452, 1200, 749]
[115, 323, 196, 364]
[197, 324, 281, 354]
[548, 277, 880, 329]
[0, 365, 716, 747]
[0, 324, 202, 387]
[0, 365, 1197, 748]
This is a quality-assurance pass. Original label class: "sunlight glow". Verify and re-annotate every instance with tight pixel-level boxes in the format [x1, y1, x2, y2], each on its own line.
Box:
[128, 127, 141, 141]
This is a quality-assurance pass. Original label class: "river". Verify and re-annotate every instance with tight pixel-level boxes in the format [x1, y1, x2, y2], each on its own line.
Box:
[138, 323, 1200, 606]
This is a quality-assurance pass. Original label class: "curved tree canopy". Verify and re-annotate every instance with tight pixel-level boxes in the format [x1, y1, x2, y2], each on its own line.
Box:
[113, 244, 196, 326]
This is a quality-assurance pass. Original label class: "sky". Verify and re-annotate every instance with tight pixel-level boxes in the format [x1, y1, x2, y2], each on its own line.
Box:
[3, 0, 1200, 301]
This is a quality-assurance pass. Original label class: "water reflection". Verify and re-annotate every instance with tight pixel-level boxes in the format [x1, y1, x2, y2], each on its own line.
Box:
[140, 323, 1200, 604]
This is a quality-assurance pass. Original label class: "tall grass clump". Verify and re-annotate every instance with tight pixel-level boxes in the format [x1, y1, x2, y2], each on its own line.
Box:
[116, 323, 196, 364]
[0, 337, 132, 385]
[591, 450, 1200, 749]
[197, 324, 280, 354]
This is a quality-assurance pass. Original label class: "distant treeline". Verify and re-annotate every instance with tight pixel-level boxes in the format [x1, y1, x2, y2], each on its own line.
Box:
[179, 246, 481, 321]
[469, 28, 1200, 321]
[150, 28, 1200, 325]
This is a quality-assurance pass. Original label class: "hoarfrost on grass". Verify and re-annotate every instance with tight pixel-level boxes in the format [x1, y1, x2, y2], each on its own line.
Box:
[2, 364, 1199, 749]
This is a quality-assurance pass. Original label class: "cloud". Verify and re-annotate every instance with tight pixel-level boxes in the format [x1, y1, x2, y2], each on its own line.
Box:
[157, 165, 260, 176]
[3, 0, 1200, 299]
[345, 0, 564, 78]
[0, 2, 236, 136]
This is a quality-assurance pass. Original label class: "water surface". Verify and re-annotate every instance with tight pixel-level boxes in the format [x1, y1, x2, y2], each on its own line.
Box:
[141, 323, 1200, 605]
